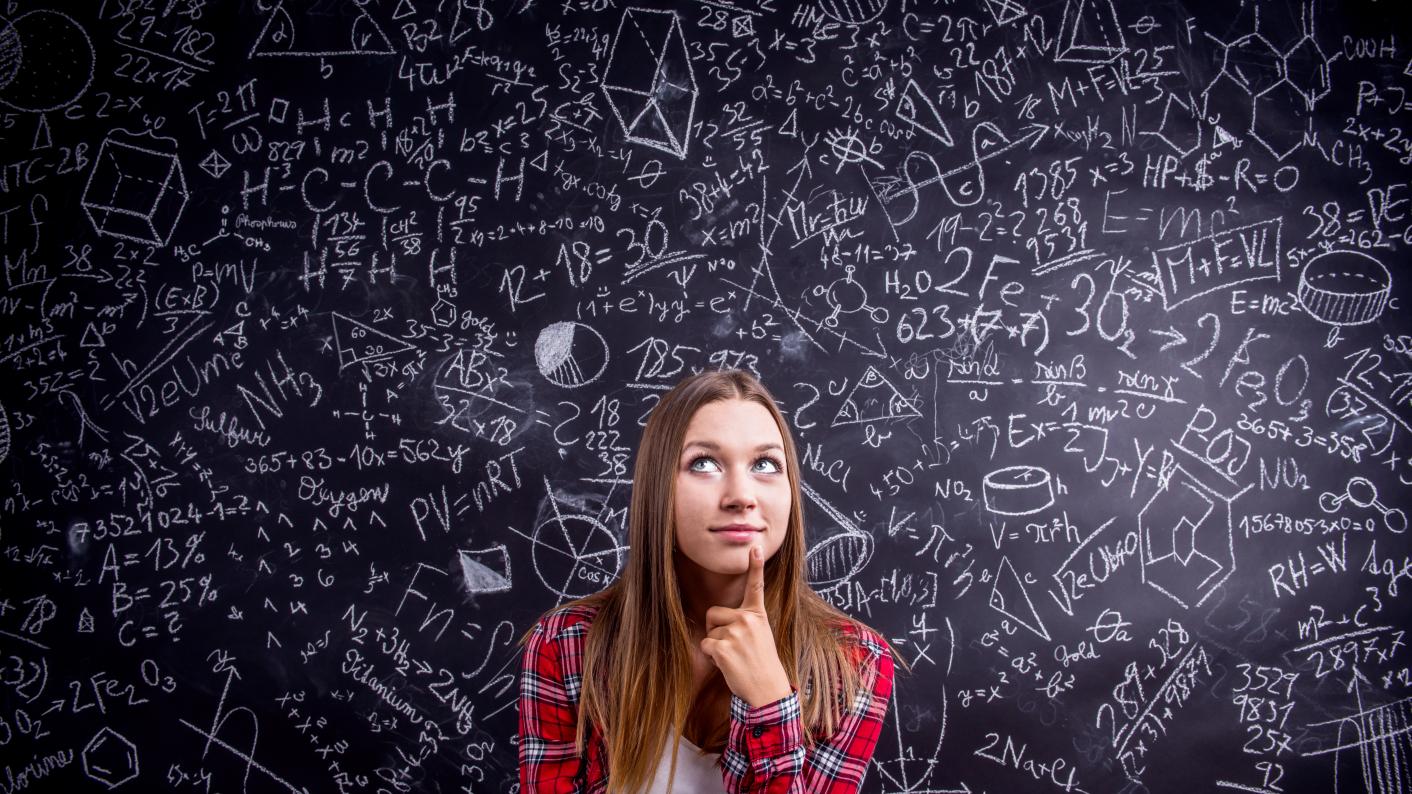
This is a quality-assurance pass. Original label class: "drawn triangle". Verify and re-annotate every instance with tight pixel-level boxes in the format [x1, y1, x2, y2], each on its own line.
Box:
[895, 79, 954, 147]
[459, 547, 512, 593]
[982, 0, 1028, 26]
[79, 321, 106, 348]
[987, 556, 1051, 640]
[1055, 0, 1126, 64]
[331, 312, 415, 369]
[780, 107, 798, 137]
[831, 365, 922, 426]
[33, 114, 52, 150]
[221, 320, 247, 343]
[249, 0, 395, 57]
[1213, 124, 1239, 148]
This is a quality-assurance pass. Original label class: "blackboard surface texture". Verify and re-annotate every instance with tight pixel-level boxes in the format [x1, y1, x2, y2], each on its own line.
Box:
[2, 0, 1411, 791]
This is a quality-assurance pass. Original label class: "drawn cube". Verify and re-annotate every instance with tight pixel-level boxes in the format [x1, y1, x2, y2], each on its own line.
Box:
[82, 136, 189, 247]
[601, 8, 697, 158]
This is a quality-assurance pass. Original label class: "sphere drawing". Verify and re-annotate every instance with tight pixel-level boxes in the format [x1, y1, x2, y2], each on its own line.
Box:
[0, 10, 95, 112]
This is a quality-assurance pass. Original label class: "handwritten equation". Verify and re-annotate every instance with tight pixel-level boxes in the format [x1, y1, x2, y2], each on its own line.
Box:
[0, 0, 1410, 791]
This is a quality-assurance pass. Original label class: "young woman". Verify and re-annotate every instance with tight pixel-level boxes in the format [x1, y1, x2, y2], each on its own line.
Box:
[518, 369, 909, 793]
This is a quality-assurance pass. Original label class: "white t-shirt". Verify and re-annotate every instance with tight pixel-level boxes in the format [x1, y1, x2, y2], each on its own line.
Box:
[634, 733, 727, 793]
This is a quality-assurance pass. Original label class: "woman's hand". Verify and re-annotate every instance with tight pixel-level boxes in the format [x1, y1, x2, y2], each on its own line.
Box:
[700, 546, 793, 708]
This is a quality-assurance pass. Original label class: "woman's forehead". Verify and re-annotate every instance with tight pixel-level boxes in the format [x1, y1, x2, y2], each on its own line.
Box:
[681, 399, 783, 446]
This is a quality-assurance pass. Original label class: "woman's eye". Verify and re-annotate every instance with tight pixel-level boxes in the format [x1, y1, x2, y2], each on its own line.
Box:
[686, 455, 782, 473]
[754, 456, 783, 473]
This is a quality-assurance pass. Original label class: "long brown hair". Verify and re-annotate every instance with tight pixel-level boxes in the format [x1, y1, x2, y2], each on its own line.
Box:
[518, 368, 910, 793]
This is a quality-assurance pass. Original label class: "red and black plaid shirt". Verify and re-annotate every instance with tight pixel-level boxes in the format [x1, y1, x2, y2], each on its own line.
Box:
[519, 603, 895, 793]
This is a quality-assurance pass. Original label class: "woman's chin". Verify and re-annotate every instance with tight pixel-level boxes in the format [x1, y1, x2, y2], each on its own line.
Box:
[678, 550, 751, 575]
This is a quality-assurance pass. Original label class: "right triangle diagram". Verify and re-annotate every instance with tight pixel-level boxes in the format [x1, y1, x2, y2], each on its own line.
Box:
[988, 556, 1052, 641]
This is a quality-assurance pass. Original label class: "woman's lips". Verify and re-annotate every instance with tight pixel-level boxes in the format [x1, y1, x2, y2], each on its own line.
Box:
[711, 526, 762, 542]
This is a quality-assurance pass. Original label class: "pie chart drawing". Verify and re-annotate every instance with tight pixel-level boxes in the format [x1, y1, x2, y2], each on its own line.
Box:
[0, 10, 94, 112]
[534, 321, 608, 388]
[530, 510, 625, 599]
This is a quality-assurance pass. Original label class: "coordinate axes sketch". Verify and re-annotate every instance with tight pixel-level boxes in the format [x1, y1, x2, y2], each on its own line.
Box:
[0, 0, 1410, 791]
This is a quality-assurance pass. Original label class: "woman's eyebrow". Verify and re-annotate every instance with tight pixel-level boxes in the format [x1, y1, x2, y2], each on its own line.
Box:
[682, 440, 784, 453]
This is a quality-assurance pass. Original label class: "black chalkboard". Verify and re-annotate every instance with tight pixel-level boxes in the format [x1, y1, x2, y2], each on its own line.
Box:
[1, 0, 1410, 791]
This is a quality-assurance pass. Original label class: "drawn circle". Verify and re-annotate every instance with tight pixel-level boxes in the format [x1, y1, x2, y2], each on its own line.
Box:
[0, 10, 94, 112]
[828, 132, 872, 165]
[1297, 249, 1391, 326]
[0, 18, 21, 90]
[1317, 490, 1342, 512]
[1345, 477, 1376, 509]
[534, 321, 608, 388]
[805, 531, 873, 587]
[819, 0, 889, 25]
[826, 277, 868, 315]
[632, 159, 664, 188]
[1388, 509, 1407, 534]
[532, 513, 623, 599]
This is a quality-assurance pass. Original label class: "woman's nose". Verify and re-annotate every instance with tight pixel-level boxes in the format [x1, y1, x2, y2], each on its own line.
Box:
[720, 466, 757, 509]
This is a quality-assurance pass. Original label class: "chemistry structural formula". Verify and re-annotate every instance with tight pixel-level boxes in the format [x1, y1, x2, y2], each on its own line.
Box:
[0, 0, 1410, 791]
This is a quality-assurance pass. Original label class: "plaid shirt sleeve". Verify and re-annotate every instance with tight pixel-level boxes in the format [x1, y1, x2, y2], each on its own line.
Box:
[721, 626, 896, 793]
[519, 610, 588, 792]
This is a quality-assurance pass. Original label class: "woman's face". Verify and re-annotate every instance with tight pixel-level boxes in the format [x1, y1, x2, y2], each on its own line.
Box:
[673, 398, 791, 575]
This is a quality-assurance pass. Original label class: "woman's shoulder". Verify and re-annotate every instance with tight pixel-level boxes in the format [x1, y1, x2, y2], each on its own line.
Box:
[828, 616, 890, 665]
[521, 602, 604, 711]
[529, 601, 602, 643]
